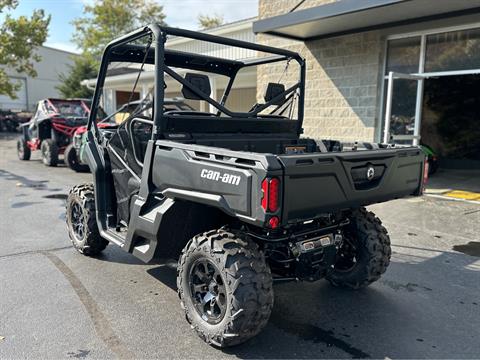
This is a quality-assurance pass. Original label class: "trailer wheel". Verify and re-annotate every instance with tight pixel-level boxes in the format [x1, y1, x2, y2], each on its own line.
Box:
[17, 138, 31, 160]
[65, 144, 89, 172]
[177, 229, 274, 347]
[66, 183, 108, 256]
[41, 139, 58, 167]
[327, 207, 391, 289]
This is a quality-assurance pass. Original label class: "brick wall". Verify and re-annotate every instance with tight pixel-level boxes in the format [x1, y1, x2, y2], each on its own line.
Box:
[257, 0, 383, 142]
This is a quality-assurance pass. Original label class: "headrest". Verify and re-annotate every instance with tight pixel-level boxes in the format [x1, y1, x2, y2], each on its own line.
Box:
[182, 73, 211, 100]
[264, 82, 286, 105]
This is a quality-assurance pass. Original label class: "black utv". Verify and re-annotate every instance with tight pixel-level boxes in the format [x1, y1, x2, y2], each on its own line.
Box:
[66, 25, 428, 347]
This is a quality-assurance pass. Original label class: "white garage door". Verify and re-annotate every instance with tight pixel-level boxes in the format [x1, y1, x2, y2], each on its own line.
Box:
[0, 77, 27, 111]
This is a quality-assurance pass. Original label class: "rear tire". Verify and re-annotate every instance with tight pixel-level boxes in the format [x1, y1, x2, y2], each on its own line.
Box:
[41, 139, 58, 167]
[66, 183, 108, 256]
[17, 138, 31, 160]
[327, 207, 391, 289]
[64, 144, 89, 172]
[177, 229, 274, 347]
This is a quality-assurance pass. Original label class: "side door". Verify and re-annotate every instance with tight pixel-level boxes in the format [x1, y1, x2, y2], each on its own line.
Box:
[383, 71, 426, 146]
[128, 117, 153, 169]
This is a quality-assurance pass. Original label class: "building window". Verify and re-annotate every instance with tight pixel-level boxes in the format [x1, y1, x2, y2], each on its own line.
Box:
[425, 28, 480, 73]
[385, 37, 421, 74]
[380, 24, 480, 146]
[381, 78, 418, 140]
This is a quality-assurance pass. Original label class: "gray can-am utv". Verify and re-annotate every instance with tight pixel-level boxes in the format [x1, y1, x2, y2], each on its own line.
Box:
[66, 24, 428, 347]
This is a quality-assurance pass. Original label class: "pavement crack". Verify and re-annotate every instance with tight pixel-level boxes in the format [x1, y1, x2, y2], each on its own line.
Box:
[381, 279, 433, 292]
[0, 246, 72, 260]
[42, 251, 134, 360]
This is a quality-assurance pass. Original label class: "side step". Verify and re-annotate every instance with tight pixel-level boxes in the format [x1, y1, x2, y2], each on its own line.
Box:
[100, 228, 127, 248]
[124, 196, 175, 263]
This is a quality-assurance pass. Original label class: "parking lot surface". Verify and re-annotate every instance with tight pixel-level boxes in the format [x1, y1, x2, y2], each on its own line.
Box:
[0, 133, 479, 359]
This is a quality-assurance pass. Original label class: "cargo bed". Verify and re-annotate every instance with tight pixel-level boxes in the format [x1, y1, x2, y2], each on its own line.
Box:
[151, 140, 425, 227]
[277, 147, 424, 223]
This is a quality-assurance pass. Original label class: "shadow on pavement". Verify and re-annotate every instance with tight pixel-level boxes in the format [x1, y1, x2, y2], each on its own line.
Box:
[92, 246, 146, 265]
[147, 263, 178, 291]
[427, 168, 480, 193]
[141, 246, 480, 359]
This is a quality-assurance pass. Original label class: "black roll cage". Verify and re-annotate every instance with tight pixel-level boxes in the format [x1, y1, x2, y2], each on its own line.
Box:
[87, 24, 306, 140]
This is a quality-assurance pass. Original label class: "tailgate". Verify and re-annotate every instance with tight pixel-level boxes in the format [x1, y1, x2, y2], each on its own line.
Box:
[278, 147, 424, 223]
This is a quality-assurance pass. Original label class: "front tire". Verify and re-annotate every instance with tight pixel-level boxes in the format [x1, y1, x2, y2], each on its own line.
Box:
[177, 229, 274, 347]
[17, 138, 31, 160]
[41, 139, 58, 166]
[64, 144, 89, 172]
[327, 207, 391, 289]
[66, 183, 108, 256]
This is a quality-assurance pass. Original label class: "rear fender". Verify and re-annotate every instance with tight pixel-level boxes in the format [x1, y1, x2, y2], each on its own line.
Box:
[124, 141, 235, 262]
[127, 198, 231, 261]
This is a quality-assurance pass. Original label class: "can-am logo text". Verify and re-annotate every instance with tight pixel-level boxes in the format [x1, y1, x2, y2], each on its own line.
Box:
[200, 169, 241, 186]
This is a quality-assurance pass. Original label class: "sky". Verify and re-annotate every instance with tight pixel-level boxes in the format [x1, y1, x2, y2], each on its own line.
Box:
[2, 0, 259, 53]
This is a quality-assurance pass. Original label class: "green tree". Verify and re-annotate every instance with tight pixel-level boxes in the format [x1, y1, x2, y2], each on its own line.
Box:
[59, 0, 167, 102]
[57, 57, 97, 99]
[198, 13, 224, 30]
[0, 0, 50, 99]
[72, 0, 167, 61]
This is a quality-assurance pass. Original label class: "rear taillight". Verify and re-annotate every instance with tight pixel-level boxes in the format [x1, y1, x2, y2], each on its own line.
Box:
[268, 178, 280, 212]
[261, 177, 280, 213]
[261, 179, 269, 210]
[268, 216, 280, 229]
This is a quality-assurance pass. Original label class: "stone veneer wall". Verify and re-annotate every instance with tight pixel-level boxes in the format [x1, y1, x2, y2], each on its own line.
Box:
[258, 0, 384, 142]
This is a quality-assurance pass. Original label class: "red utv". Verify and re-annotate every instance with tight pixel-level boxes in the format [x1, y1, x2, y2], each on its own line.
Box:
[17, 98, 92, 167]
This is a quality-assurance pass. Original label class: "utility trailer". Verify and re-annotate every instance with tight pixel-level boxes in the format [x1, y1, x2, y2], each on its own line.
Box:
[66, 25, 428, 347]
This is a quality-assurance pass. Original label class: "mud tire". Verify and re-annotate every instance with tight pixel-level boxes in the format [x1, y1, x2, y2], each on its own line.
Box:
[41, 139, 58, 166]
[17, 138, 31, 160]
[177, 229, 274, 347]
[327, 207, 391, 289]
[66, 183, 108, 256]
[65, 144, 89, 172]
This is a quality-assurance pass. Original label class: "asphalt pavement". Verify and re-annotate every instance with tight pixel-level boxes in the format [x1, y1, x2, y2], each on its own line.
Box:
[0, 133, 479, 359]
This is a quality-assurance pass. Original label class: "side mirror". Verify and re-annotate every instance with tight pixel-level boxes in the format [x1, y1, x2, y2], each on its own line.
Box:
[264, 82, 286, 105]
[182, 73, 211, 100]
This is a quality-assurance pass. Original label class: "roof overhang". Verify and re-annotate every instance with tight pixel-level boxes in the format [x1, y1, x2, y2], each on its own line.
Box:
[253, 0, 480, 41]
[166, 17, 256, 47]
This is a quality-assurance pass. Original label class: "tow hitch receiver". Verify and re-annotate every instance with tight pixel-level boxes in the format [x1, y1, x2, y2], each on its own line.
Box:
[291, 233, 342, 281]
[296, 233, 338, 253]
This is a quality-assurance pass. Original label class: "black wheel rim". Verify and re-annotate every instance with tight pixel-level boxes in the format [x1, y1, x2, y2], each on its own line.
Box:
[70, 201, 86, 240]
[189, 259, 227, 324]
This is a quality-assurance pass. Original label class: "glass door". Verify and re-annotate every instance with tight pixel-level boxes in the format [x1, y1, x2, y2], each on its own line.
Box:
[383, 71, 425, 145]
